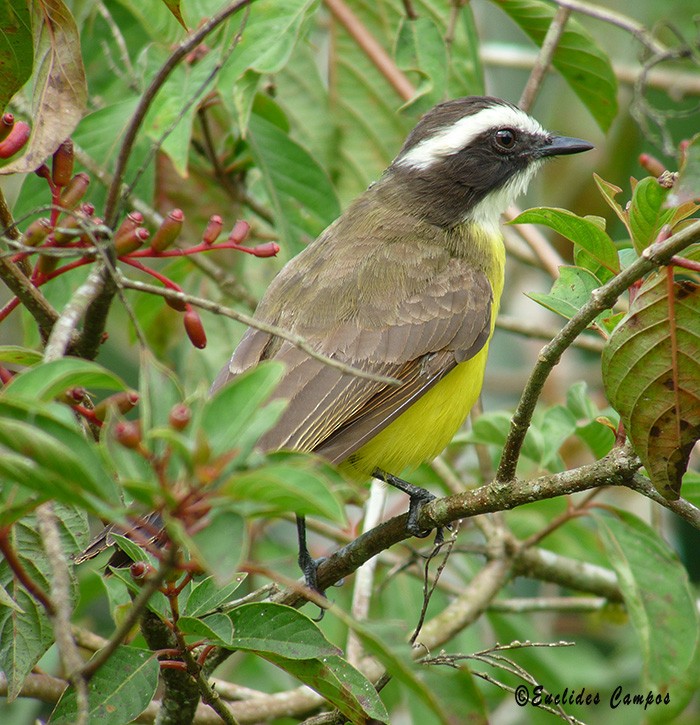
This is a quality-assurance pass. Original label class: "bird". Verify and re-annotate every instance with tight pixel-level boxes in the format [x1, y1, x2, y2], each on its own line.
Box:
[209, 95, 593, 591]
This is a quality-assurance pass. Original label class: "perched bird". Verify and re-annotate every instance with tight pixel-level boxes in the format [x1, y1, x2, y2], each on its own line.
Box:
[210, 96, 593, 589]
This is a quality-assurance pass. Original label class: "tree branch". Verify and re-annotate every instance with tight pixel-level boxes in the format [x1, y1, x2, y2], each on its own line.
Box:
[496, 219, 700, 483]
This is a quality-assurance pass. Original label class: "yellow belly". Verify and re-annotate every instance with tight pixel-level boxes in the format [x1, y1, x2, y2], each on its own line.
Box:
[340, 344, 490, 478]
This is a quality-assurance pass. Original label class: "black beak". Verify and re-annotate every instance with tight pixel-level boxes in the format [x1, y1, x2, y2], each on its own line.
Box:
[538, 135, 594, 158]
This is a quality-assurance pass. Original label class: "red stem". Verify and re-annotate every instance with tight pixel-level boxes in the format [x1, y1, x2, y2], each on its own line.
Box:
[0, 530, 55, 614]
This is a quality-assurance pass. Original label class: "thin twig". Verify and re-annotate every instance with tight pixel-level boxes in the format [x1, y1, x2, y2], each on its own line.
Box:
[496, 314, 605, 352]
[324, 0, 416, 102]
[496, 219, 700, 483]
[519, 6, 572, 112]
[118, 273, 401, 386]
[552, 0, 667, 56]
[36, 504, 89, 725]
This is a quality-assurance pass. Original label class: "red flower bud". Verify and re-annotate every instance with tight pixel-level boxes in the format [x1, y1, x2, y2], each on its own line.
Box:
[202, 214, 223, 244]
[250, 242, 280, 258]
[165, 294, 187, 312]
[114, 420, 142, 449]
[23, 218, 52, 247]
[52, 139, 74, 187]
[52, 215, 82, 245]
[114, 226, 149, 256]
[169, 403, 191, 430]
[0, 121, 30, 158]
[638, 153, 665, 177]
[150, 209, 184, 252]
[228, 220, 250, 245]
[93, 390, 140, 421]
[59, 172, 90, 210]
[183, 308, 207, 348]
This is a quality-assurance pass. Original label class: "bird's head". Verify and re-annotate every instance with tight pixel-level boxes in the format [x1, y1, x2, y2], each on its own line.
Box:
[384, 96, 593, 230]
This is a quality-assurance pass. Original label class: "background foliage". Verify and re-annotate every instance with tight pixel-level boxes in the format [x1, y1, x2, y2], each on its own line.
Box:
[0, 1, 699, 723]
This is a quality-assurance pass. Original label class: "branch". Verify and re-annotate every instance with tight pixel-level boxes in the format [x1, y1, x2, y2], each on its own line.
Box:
[276, 445, 642, 608]
[117, 274, 401, 386]
[36, 504, 89, 725]
[79, 0, 256, 361]
[496, 219, 700, 483]
[519, 6, 572, 112]
[324, 0, 415, 102]
[496, 313, 605, 353]
[552, 0, 667, 56]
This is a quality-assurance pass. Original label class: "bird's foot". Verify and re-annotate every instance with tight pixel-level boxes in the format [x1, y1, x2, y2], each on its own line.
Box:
[373, 469, 443, 543]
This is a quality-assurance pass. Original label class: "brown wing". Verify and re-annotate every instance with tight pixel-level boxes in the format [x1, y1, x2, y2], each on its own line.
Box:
[212, 253, 493, 464]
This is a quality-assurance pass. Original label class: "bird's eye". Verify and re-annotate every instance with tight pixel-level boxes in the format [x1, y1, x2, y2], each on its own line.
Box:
[494, 128, 516, 149]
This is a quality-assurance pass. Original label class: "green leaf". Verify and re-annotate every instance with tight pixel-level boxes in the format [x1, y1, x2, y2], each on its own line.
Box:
[593, 173, 631, 235]
[596, 511, 699, 700]
[0, 0, 87, 175]
[492, 0, 617, 131]
[139, 349, 183, 435]
[182, 573, 247, 617]
[395, 16, 448, 113]
[247, 109, 341, 255]
[218, 0, 317, 127]
[263, 653, 389, 724]
[3, 357, 127, 401]
[0, 399, 122, 512]
[0, 346, 43, 367]
[0, 1, 33, 111]
[222, 454, 346, 523]
[602, 271, 700, 499]
[229, 603, 341, 659]
[326, 613, 454, 724]
[0, 505, 86, 702]
[463, 410, 543, 464]
[201, 361, 285, 458]
[628, 177, 675, 253]
[511, 207, 619, 274]
[50, 645, 159, 724]
[528, 265, 609, 325]
[187, 510, 246, 586]
[667, 132, 700, 206]
[178, 613, 234, 646]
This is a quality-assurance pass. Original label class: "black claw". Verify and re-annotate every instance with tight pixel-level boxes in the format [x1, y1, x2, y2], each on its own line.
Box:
[373, 468, 439, 540]
[296, 515, 328, 619]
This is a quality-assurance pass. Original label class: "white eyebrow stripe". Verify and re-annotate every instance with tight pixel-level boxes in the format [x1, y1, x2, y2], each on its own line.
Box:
[397, 105, 546, 170]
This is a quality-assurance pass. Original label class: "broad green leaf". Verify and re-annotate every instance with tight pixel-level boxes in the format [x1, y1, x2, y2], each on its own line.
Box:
[0, 504, 86, 701]
[50, 645, 159, 724]
[201, 361, 285, 457]
[596, 511, 699, 705]
[187, 509, 246, 585]
[667, 132, 700, 207]
[0, 0, 87, 174]
[395, 16, 448, 113]
[528, 265, 609, 326]
[247, 109, 341, 256]
[178, 613, 234, 646]
[113, 0, 184, 44]
[326, 613, 453, 725]
[139, 349, 182, 434]
[463, 410, 543, 464]
[263, 653, 389, 724]
[222, 455, 346, 523]
[492, 0, 617, 131]
[0, 346, 43, 367]
[602, 271, 700, 499]
[228, 602, 341, 659]
[3, 357, 126, 401]
[141, 44, 221, 176]
[593, 173, 631, 234]
[511, 207, 619, 274]
[0, 399, 122, 510]
[628, 177, 675, 253]
[218, 0, 318, 130]
[182, 573, 247, 617]
[0, 1, 33, 111]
